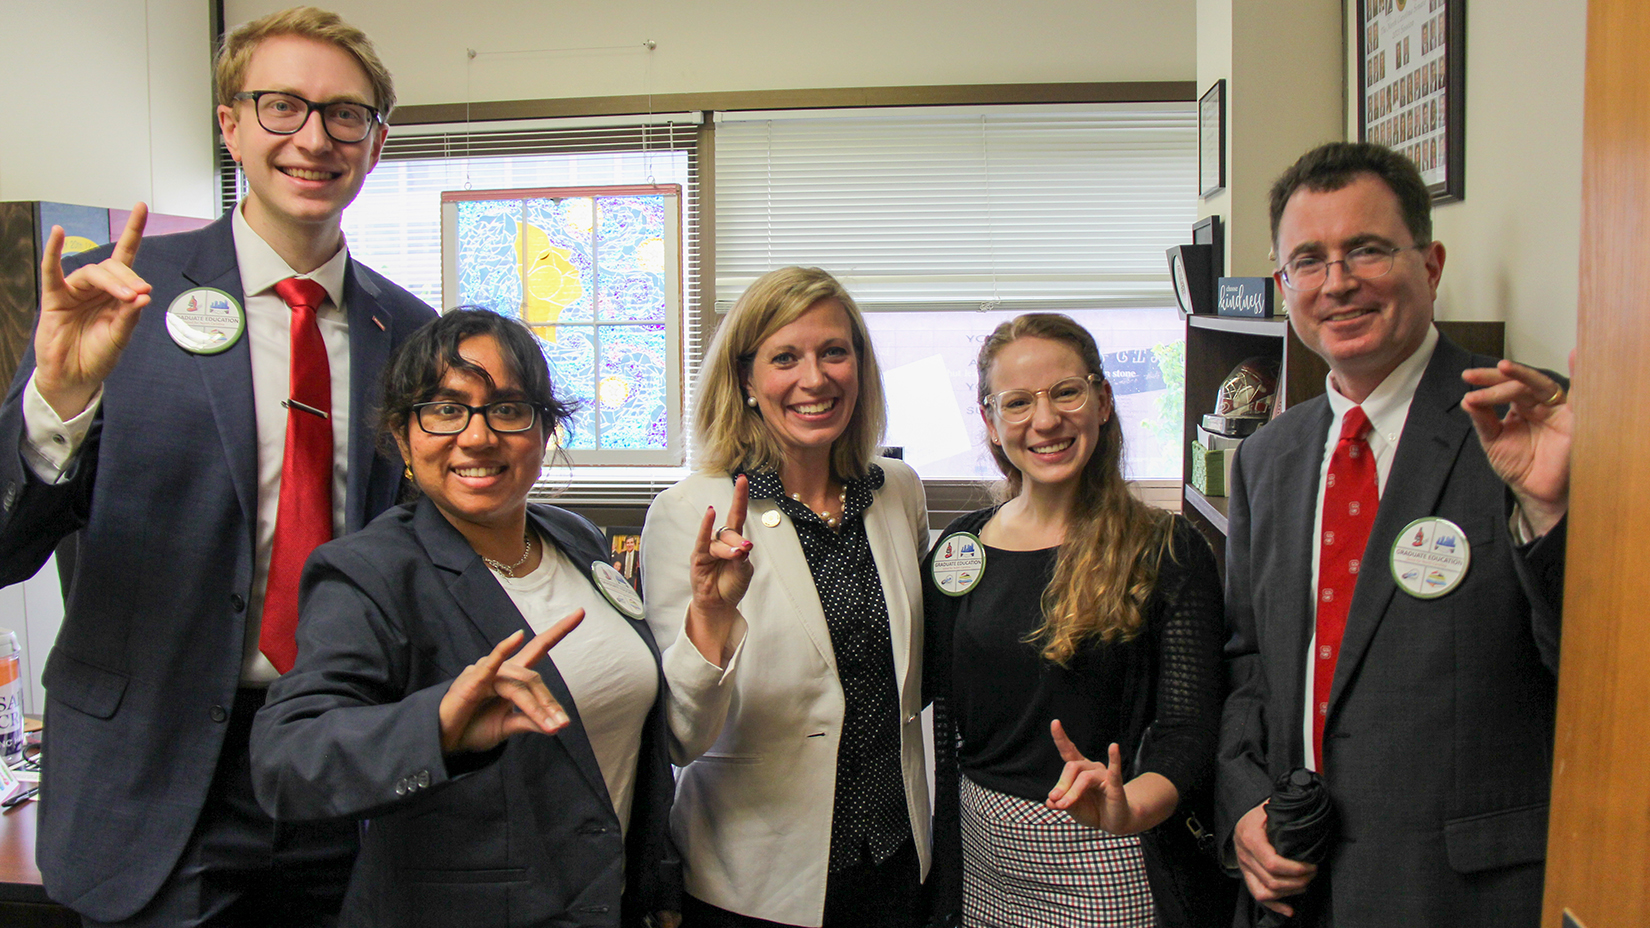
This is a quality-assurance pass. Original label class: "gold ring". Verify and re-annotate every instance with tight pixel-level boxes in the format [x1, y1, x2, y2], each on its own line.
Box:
[1542, 386, 1565, 407]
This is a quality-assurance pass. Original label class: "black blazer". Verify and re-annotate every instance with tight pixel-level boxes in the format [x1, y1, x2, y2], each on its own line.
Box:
[250, 498, 681, 928]
[1217, 335, 1567, 928]
[0, 214, 433, 922]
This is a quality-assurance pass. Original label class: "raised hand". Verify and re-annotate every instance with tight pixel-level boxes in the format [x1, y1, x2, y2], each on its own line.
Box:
[35, 204, 153, 421]
[683, 474, 753, 666]
[1232, 800, 1318, 916]
[438, 609, 585, 755]
[1046, 720, 1131, 832]
[1461, 358, 1572, 537]
[1045, 720, 1180, 836]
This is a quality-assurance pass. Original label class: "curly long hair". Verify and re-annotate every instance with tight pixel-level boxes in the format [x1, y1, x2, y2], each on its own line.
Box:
[977, 313, 1173, 664]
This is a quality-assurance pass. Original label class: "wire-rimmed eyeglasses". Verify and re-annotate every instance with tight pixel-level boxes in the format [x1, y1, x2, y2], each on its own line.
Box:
[1279, 243, 1426, 292]
[233, 90, 383, 144]
[984, 375, 1101, 424]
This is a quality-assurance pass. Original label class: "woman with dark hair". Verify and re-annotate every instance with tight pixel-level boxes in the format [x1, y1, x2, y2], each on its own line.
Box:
[250, 308, 681, 927]
[640, 267, 930, 928]
[924, 313, 1228, 927]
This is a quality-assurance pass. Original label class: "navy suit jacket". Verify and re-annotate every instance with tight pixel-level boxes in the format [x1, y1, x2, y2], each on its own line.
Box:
[250, 499, 682, 928]
[1216, 335, 1566, 928]
[0, 214, 434, 921]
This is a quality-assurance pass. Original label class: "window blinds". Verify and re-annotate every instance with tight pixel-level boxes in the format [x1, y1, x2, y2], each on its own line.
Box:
[714, 103, 1197, 312]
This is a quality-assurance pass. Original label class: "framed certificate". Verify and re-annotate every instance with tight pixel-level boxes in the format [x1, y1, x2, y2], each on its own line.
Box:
[1358, 0, 1465, 201]
[1199, 80, 1226, 198]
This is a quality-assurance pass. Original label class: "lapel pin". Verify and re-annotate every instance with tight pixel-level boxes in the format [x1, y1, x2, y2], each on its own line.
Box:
[1390, 516, 1471, 599]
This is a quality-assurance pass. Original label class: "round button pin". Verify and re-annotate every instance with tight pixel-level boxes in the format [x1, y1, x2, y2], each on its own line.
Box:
[1390, 516, 1471, 599]
[931, 532, 986, 597]
[590, 560, 644, 619]
[165, 287, 245, 354]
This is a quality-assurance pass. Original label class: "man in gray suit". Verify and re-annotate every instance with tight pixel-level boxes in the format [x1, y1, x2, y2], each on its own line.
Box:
[0, 8, 433, 926]
[1217, 142, 1572, 927]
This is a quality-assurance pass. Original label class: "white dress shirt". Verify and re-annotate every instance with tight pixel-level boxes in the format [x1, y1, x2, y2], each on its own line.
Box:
[1302, 324, 1439, 770]
[22, 202, 355, 685]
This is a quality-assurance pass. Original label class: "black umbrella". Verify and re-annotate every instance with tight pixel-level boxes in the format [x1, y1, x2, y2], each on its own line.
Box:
[1257, 768, 1335, 927]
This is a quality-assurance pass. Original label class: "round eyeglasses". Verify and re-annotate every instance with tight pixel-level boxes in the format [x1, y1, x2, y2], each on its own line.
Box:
[413, 401, 541, 435]
[1279, 243, 1425, 292]
[233, 91, 382, 144]
[985, 375, 1100, 424]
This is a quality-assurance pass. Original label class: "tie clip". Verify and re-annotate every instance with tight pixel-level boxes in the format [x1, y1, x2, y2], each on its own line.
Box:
[283, 399, 330, 420]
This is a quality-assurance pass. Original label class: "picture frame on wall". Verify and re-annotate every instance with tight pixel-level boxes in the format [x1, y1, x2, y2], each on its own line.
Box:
[1199, 80, 1225, 198]
[1357, 0, 1465, 202]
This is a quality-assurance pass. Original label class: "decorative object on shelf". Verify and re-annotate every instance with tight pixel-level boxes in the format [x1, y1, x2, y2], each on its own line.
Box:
[1217, 277, 1277, 318]
[1189, 442, 1228, 497]
[1199, 80, 1226, 198]
[1196, 426, 1242, 495]
[1167, 244, 1217, 317]
[1357, 0, 1463, 201]
[1202, 356, 1279, 438]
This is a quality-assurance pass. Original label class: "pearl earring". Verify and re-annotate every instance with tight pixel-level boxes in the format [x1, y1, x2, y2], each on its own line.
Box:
[746, 395, 758, 408]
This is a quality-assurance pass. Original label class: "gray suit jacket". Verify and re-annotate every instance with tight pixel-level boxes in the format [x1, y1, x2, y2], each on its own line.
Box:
[0, 214, 434, 921]
[1217, 335, 1566, 928]
[250, 499, 681, 928]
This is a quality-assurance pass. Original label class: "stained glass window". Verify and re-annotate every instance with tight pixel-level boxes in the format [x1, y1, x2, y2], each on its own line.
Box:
[442, 186, 682, 464]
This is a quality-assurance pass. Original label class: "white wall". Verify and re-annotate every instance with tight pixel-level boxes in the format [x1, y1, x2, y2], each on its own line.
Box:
[1406, 0, 1584, 371]
[0, 0, 217, 216]
[226, 0, 1197, 108]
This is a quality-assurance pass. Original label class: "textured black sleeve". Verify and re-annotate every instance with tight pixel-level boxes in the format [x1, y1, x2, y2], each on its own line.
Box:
[1135, 517, 1228, 800]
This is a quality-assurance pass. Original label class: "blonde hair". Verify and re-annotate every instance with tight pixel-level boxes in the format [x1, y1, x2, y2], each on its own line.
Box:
[215, 6, 397, 116]
[695, 267, 887, 478]
[977, 314, 1173, 664]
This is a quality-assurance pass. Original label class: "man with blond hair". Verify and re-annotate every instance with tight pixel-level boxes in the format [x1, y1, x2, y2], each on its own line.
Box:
[0, 7, 433, 925]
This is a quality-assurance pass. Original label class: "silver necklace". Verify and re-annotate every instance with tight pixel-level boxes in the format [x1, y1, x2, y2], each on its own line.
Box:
[789, 484, 849, 530]
[483, 532, 533, 578]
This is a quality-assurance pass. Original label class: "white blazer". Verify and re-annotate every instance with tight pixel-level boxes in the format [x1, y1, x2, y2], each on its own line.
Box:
[640, 458, 930, 927]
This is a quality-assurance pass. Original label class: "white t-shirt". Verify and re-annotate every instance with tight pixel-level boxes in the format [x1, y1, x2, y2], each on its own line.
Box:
[496, 539, 658, 834]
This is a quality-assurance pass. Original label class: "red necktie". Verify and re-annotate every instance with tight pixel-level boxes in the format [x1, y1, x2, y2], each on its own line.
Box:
[261, 277, 334, 674]
[1312, 405, 1378, 769]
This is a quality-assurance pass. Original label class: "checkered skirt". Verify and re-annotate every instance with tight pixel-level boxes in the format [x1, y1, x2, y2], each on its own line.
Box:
[960, 775, 1157, 928]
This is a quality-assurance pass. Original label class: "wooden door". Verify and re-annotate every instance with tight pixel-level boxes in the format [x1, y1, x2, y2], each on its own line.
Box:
[1542, 1, 1650, 925]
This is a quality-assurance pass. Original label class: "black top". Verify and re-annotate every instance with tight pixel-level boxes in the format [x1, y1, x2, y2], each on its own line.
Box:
[937, 512, 1224, 802]
[923, 510, 1228, 924]
[742, 466, 910, 872]
[952, 544, 1133, 801]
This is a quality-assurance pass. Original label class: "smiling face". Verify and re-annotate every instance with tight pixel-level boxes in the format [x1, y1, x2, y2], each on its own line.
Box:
[218, 33, 385, 253]
[743, 298, 861, 474]
[982, 336, 1111, 495]
[397, 335, 545, 545]
[1274, 172, 1445, 402]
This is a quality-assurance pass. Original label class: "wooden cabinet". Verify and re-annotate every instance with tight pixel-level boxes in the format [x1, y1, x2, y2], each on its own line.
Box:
[1179, 315, 1504, 569]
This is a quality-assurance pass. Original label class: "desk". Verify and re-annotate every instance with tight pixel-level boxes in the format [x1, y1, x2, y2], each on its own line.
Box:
[0, 801, 77, 926]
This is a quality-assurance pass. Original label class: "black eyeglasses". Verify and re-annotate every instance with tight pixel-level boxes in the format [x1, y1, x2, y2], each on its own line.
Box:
[233, 91, 382, 144]
[1279, 243, 1426, 292]
[412, 401, 541, 435]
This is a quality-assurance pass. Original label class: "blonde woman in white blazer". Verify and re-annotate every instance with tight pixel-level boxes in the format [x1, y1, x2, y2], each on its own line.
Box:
[642, 267, 930, 928]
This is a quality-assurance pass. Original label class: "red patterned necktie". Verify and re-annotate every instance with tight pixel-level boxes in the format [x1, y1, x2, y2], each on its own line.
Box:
[261, 277, 333, 674]
[1312, 405, 1378, 769]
